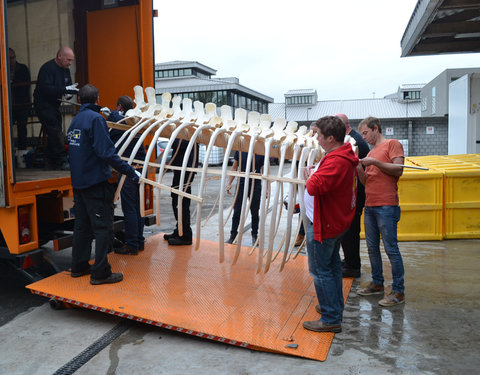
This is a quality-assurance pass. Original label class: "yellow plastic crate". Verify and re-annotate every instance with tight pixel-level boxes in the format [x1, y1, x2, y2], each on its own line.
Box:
[359, 167, 443, 241]
[444, 168, 480, 239]
[397, 169, 444, 240]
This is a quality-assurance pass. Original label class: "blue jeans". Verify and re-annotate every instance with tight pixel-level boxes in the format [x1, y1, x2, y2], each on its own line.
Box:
[306, 222, 344, 325]
[364, 206, 405, 294]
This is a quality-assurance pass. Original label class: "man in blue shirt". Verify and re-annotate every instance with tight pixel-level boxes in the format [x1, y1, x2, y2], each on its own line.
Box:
[67, 84, 140, 285]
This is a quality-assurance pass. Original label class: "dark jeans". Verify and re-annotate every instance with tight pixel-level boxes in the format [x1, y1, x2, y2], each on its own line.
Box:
[341, 211, 362, 269]
[171, 169, 195, 239]
[306, 222, 345, 325]
[72, 181, 114, 279]
[35, 104, 66, 165]
[230, 181, 261, 238]
[121, 177, 145, 250]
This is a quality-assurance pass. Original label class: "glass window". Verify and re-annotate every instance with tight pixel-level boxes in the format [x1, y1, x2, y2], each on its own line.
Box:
[239, 95, 246, 109]
[185, 69, 192, 75]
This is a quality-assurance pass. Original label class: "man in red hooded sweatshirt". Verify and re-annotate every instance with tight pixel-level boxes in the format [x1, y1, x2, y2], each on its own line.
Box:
[303, 116, 359, 333]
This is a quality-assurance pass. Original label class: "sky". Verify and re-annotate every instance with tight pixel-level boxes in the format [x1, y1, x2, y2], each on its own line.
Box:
[152, 0, 479, 103]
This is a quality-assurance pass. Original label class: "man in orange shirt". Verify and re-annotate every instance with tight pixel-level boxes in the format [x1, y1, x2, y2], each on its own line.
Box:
[356, 116, 405, 307]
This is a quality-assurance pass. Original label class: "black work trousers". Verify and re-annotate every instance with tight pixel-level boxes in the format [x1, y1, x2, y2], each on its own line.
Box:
[171, 170, 195, 239]
[341, 211, 362, 270]
[35, 104, 66, 165]
[230, 180, 261, 238]
[71, 181, 114, 279]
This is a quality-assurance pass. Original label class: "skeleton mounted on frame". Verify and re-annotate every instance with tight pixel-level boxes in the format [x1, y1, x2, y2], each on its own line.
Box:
[108, 86, 358, 274]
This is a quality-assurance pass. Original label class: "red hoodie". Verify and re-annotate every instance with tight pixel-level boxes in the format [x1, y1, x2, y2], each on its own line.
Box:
[306, 143, 359, 243]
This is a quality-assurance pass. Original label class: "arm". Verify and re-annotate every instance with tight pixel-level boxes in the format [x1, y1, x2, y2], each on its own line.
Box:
[359, 156, 404, 177]
[226, 159, 238, 194]
[357, 164, 366, 185]
[92, 116, 137, 181]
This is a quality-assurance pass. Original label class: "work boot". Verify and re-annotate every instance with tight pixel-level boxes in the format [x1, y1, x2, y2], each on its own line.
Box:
[114, 244, 139, 255]
[71, 267, 91, 278]
[163, 231, 178, 241]
[168, 236, 192, 246]
[90, 272, 123, 285]
[303, 319, 342, 333]
[225, 235, 236, 244]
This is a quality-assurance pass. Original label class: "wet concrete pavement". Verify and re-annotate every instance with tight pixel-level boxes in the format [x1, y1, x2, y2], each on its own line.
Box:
[1, 167, 479, 374]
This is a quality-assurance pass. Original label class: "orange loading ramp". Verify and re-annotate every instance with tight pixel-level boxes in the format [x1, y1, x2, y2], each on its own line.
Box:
[27, 236, 353, 361]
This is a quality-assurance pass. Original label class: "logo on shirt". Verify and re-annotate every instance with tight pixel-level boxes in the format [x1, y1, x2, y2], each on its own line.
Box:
[67, 129, 81, 146]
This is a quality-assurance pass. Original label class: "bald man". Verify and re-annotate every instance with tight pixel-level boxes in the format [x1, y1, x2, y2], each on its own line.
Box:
[335, 113, 370, 278]
[34, 46, 78, 170]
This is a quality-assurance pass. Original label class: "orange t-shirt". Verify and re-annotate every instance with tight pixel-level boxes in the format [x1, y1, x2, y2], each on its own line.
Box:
[364, 139, 404, 207]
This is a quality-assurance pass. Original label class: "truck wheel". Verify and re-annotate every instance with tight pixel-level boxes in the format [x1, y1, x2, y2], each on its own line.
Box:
[49, 299, 66, 310]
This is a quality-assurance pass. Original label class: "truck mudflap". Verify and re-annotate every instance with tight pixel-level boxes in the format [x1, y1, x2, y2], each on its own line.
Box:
[27, 235, 353, 362]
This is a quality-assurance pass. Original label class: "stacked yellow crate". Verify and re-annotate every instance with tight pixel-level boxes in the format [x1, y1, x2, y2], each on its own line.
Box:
[359, 154, 480, 241]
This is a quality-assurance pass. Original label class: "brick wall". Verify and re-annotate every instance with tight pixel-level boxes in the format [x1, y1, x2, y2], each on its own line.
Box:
[349, 117, 448, 156]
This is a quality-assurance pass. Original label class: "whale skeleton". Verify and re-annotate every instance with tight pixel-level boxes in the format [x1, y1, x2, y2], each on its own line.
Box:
[108, 86, 358, 273]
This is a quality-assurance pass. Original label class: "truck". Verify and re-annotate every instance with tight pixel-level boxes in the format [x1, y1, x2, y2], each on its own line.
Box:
[0, 0, 155, 280]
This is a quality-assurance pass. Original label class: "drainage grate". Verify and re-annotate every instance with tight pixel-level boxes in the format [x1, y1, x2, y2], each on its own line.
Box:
[53, 319, 131, 375]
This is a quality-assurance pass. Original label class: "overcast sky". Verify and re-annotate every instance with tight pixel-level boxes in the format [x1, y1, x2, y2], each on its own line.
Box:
[153, 0, 479, 103]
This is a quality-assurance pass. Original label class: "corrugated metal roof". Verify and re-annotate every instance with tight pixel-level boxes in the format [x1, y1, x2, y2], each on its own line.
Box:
[269, 98, 421, 121]
[399, 83, 425, 90]
[285, 89, 316, 96]
[155, 76, 274, 103]
[155, 61, 217, 75]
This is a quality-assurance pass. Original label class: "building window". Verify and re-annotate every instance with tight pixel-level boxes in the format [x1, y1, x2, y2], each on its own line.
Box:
[285, 95, 314, 106]
[404, 91, 420, 100]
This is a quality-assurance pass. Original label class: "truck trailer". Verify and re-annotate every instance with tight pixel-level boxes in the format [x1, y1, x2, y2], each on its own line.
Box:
[0, 0, 155, 280]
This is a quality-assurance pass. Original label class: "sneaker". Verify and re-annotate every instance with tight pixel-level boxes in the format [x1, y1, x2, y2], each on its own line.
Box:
[90, 272, 123, 285]
[168, 236, 192, 246]
[163, 232, 178, 241]
[303, 320, 342, 333]
[114, 244, 139, 255]
[379, 292, 405, 307]
[71, 267, 91, 278]
[342, 268, 361, 278]
[295, 234, 304, 246]
[357, 282, 384, 296]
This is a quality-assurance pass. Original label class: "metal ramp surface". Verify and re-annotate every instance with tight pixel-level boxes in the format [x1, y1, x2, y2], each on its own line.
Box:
[27, 235, 353, 361]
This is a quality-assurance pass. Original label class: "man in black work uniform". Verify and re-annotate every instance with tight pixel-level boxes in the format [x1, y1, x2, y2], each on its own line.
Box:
[9, 48, 31, 150]
[336, 113, 370, 278]
[67, 84, 141, 285]
[34, 46, 78, 170]
[163, 139, 199, 246]
[107, 95, 147, 255]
